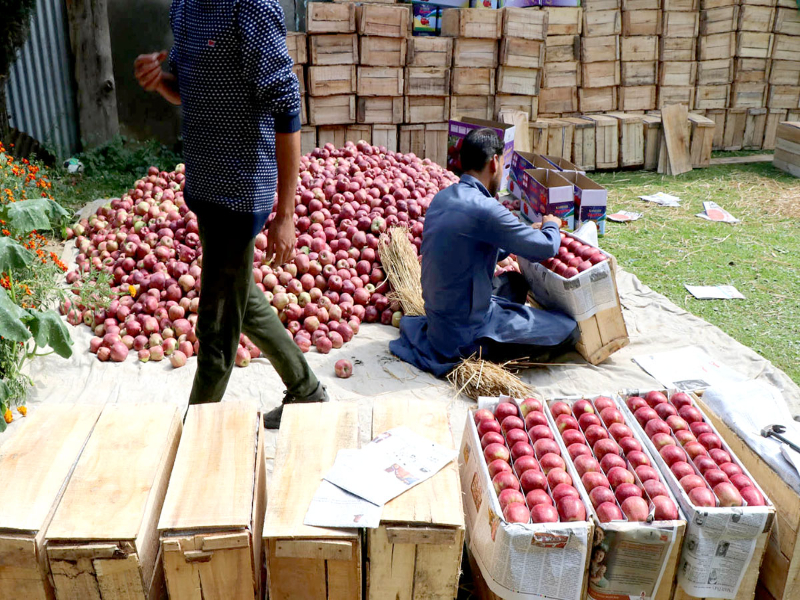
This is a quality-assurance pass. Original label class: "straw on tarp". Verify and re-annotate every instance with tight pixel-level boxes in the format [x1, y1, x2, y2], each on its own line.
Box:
[378, 227, 425, 316]
[448, 354, 537, 401]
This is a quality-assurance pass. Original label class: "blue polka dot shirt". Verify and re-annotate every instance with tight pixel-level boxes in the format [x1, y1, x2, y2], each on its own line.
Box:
[169, 0, 301, 231]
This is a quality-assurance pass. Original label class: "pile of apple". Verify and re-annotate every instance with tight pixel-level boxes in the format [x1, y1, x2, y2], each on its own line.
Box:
[627, 391, 766, 508]
[540, 234, 608, 280]
[550, 397, 679, 523]
[476, 398, 587, 524]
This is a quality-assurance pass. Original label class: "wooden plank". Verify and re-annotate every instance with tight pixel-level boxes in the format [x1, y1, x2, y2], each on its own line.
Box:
[607, 111, 644, 166]
[543, 6, 583, 35]
[538, 86, 579, 114]
[543, 61, 580, 89]
[450, 96, 494, 121]
[372, 124, 398, 152]
[503, 7, 548, 40]
[453, 38, 498, 68]
[730, 82, 768, 108]
[622, 10, 661, 35]
[496, 67, 540, 95]
[582, 61, 621, 88]
[357, 4, 410, 37]
[767, 85, 800, 109]
[562, 116, 597, 170]
[739, 5, 776, 32]
[286, 32, 307, 65]
[736, 31, 775, 58]
[619, 85, 657, 111]
[723, 108, 748, 151]
[451, 68, 495, 96]
[659, 61, 698, 87]
[541, 118, 575, 160]
[544, 34, 580, 62]
[404, 67, 450, 97]
[441, 8, 502, 39]
[308, 95, 356, 125]
[700, 6, 739, 35]
[695, 84, 731, 109]
[500, 38, 544, 69]
[623, 0, 659, 8]
[697, 58, 734, 85]
[641, 114, 662, 170]
[399, 125, 425, 157]
[300, 126, 316, 155]
[661, 103, 693, 174]
[309, 34, 358, 66]
[770, 60, 800, 86]
[403, 96, 448, 124]
[530, 120, 549, 155]
[359, 97, 403, 124]
[357, 67, 403, 97]
[621, 61, 657, 86]
[662, 10, 700, 37]
[664, 0, 698, 9]
[579, 86, 619, 113]
[406, 37, 452, 68]
[275, 540, 355, 561]
[661, 36, 697, 61]
[307, 3, 356, 34]
[359, 36, 406, 67]
[772, 34, 800, 61]
[688, 113, 716, 167]
[344, 124, 372, 145]
[424, 122, 449, 167]
[620, 35, 658, 61]
[774, 7, 800, 35]
[743, 108, 768, 149]
[704, 108, 727, 149]
[581, 35, 620, 63]
[583, 9, 622, 37]
[659, 86, 695, 110]
[763, 109, 787, 149]
[582, 114, 619, 168]
[308, 65, 356, 96]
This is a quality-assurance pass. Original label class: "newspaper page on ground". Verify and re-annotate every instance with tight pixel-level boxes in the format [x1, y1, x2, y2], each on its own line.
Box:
[684, 285, 745, 300]
[632, 347, 746, 392]
[677, 509, 769, 599]
[324, 426, 457, 507]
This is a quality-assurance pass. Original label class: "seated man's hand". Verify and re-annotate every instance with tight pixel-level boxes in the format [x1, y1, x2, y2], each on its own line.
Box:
[542, 214, 562, 228]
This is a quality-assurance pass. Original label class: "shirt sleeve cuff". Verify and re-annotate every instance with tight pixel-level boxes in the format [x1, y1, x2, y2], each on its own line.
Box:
[542, 221, 559, 231]
[274, 111, 301, 134]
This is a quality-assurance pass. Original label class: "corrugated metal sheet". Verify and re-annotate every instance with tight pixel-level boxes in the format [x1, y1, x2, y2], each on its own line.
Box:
[6, 0, 79, 159]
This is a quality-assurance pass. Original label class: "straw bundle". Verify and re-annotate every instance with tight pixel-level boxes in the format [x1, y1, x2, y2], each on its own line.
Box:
[448, 355, 536, 401]
[378, 227, 425, 316]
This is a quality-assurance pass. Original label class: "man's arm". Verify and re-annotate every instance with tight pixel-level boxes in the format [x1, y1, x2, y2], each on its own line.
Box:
[134, 51, 181, 105]
[265, 131, 300, 266]
[475, 204, 562, 262]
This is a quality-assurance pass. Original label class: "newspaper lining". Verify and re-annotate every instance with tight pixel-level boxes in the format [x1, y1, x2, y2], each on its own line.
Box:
[632, 347, 746, 392]
[304, 455, 383, 529]
[684, 285, 745, 300]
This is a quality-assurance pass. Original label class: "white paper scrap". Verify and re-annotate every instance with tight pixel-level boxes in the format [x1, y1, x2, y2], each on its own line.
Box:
[305, 474, 382, 529]
[638, 192, 681, 206]
[324, 426, 457, 507]
[607, 210, 643, 222]
[696, 201, 740, 224]
[685, 285, 745, 300]
[632, 346, 746, 391]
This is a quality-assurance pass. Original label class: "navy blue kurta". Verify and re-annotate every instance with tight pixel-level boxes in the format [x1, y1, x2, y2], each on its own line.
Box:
[390, 175, 578, 376]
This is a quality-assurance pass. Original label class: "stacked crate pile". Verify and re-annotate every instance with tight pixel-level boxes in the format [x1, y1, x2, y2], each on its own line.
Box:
[659, 0, 699, 110]
[580, 0, 621, 113]
[495, 8, 547, 121]
[766, 1, 800, 148]
[404, 36, 452, 155]
[620, 0, 660, 111]
[287, 32, 315, 155]
[540, 7, 582, 116]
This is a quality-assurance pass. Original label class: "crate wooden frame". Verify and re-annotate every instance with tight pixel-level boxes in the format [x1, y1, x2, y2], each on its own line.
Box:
[359, 36, 407, 67]
[358, 96, 403, 124]
[308, 95, 356, 125]
[403, 96, 449, 124]
[406, 37, 453, 67]
[405, 67, 451, 97]
[307, 3, 356, 34]
[503, 7, 548, 40]
[357, 4, 410, 37]
[441, 8, 502, 39]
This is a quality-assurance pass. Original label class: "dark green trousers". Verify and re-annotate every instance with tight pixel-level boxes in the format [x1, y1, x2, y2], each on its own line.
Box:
[188, 214, 319, 406]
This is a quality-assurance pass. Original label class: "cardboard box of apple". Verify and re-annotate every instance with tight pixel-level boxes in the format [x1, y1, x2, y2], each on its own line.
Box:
[545, 395, 688, 600]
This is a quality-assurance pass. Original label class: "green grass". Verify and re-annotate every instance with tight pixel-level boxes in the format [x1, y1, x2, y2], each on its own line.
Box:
[593, 162, 800, 386]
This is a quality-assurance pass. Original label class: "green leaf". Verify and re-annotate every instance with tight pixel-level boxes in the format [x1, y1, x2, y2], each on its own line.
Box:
[0, 287, 31, 343]
[0, 237, 34, 274]
[0, 417, 5, 433]
[27, 310, 73, 358]
[6, 199, 70, 234]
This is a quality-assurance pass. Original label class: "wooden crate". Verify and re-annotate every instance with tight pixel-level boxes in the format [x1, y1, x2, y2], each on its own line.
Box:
[735, 57, 771, 82]
[663, 0, 699, 9]
[561, 116, 597, 170]
[660, 36, 697, 61]
[737, 32, 775, 58]
[359, 36, 406, 67]
[544, 6, 583, 35]
[366, 399, 464, 600]
[543, 61, 580, 88]
[539, 86, 579, 114]
[582, 61, 621, 87]
[662, 11, 700, 37]
[583, 9, 622, 37]
[451, 67, 495, 95]
[621, 35, 658, 61]
[453, 38, 499, 68]
[503, 7, 548, 40]
[405, 67, 450, 96]
[641, 113, 662, 169]
[407, 37, 453, 67]
[619, 85, 657, 110]
[45, 405, 182, 600]
[621, 60, 657, 85]
[300, 95, 308, 126]
[763, 108, 788, 148]
[372, 124, 398, 152]
[622, 10, 661, 35]
[700, 6, 739, 34]
[495, 95, 539, 120]
[659, 86, 696, 109]
[450, 95, 494, 120]
[500, 38, 544, 69]
[723, 107, 748, 149]
[307, 3, 356, 34]
[263, 403, 361, 600]
[294, 65, 306, 96]
[704, 108, 727, 148]
[399, 124, 425, 156]
[287, 32, 308, 65]
[317, 125, 346, 148]
[345, 124, 372, 145]
[774, 7, 800, 35]
[308, 65, 356, 96]
[530, 120, 549, 154]
[695, 84, 731, 109]
[742, 107, 768, 148]
[544, 35, 580, 62]
[308, 95, 356, 125]
[659, 61, 698, 86]
[730, 81, 768, 107]
[770, 60, 800, 85]
[697, 58, 734, 84]
[0, 406, 102, 600]
[582, 114, 620, 168]
[606, 111, 644, 166]
[357, 67, 403, 96]
[581, 35, 620, 63]
[403, 96, 449, 124]
[358, 96, 403, 124]
[739, 5, 777, 32]
[441, 8, 502, 39]
[687, 112, 715, 166]
[357, 4, 409, 37]
[159, 404, 265, 600]
[768, 85, 800, 108]
[698, 32, 736, 60]
[775, 121, 800, 174]
[496, 66, 540, 95]
[536, 118, 575, 160]
[772, 34, 800, 61]
[301, 126, 317, 155]
[310, 34, 358, 66]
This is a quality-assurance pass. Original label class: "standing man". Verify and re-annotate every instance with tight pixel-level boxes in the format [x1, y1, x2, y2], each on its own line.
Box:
[134, 0, 326, 427]
[390, 129, 579, 376]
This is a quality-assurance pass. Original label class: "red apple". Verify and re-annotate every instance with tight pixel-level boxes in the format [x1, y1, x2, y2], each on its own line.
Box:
[680, 474, 707, 494]
[572, 399, 595, 419]
[741, 487, 765, 506]
[530, 504, 559, 523]
[626, 396, 648, 412]
[593, 438, 621, 461]
[590, 486, 616, 508]
[674, 430, 697, 445]
[671, 462, 695, 480]
[585, 425, 609, 447]
[506, 428, 529, 447]
[608, 423, 633, 442]
[581, 471, 610, 493]
[652, 496, 679, 520]
[562, 429, 586, 447]
[485, 443, 511, 464]
[652, 433, 677, 450]
[493, 471, 520, 494]
[607, 466, 635, 488]
[594, 396, 615, 412]
[601, 407, 624, 427]
[525, 411, 548, 430]
[600, 453, 627, 473]
[530, 425, 554, 442]
[495, 402, 519, 422]
[579, 413, 603, 431]
[709, 448, 732, 465]
[499, 488, 526, 511]
[520, 398, 542, 417]
[698, 432, 722, 451]
[704, 469, 730, 487]
[645, 390, 669, 407]
[558, 496, 587, 522]
[526, 489, 554, 507]
[660, 445, 687, 467]
[549, 401, 571, 418]
[534, 439, 561, 459]
[644, 479, 669, 499]
[569, 443, 593, 460]
[694, 456, 717, 474]
[539, 453, 566, 474]
[514, 455, 540, 476]
[621, 496, 650, 521]
[502, 416, 525, 434]
[574, 455, 602, 477]
[730, 473, 752, 491]
[474, 409, 495, 424]
[619, 437, 643, 455]
[714, 482, 743, 507]
[520, 469, 548, 493]
[511, 442, 535, 461]
[678, 406, 703, 424]
[552, 483, 580, 503]
[689, 486, 717, 507]
[635, 465, 660, 483]
[684, 442, 709, 460]
[488, 459, 512, 479]
[690, 422, 713, 436]
[481, 431, 506, 449]
[646, 419, 671, 438]
[556, 414, 580, 433]
[626, 451, 651, 469]
[654, 403, 678, 419]
[670, 392, 693, 409]
[504, 503, 530, 523]
[547, 468, 572, 489]
[478, 419, 502, 437]
[720, 462, 743, 478]
[667, 415, 689, 432]
[597, 501, 624, 523]
[634, 407, 659, 426]
[616, 483, 644, 504]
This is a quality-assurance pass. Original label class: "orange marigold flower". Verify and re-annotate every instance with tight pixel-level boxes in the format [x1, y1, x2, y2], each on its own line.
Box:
[1, 230, 9, 236]
[3, 409, 12, 424]
[18, 406, 27, 417]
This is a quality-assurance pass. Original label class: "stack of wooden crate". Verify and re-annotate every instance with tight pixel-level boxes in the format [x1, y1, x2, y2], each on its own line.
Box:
[580, 0, 621, 113]
[697, 0, 736, 147]
[403, 36, 452, 155]
[620, 0, 660, 111]
[540, 7, 582, 116]
[766, 2, 800, 148]
[659, 0, 699, 109]
[495, 8, 546, 121]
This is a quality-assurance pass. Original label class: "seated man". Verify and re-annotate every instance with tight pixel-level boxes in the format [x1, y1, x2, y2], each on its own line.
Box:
[390, 128, 579, 377]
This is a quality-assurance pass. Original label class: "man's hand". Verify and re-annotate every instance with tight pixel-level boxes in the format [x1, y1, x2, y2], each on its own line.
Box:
[542, 214, 562, 228]
[266, 214, 295, 266]
[134, 51, 168, 92]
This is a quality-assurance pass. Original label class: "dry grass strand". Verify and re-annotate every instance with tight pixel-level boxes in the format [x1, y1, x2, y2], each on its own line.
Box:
[448, 355, 536, 401]
[378, 227, 425, 316]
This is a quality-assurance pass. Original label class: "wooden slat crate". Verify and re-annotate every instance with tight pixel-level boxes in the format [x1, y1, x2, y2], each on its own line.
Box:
[543, 61, 580, 88]
[770, 60, 800, 85]
[730, 82, 768, 107]
[357, 4, 409, 37]
[403, 96, 449, 124]
[621, 35, 658, 61]
[453, 38, 499, 68]
[763, 109, 788, 149]
[538, 86, 579, 115]
[359, 36, 406, 67]
[774, 7, 800, 35]
[621, 60, 657, 85]
[700, 5, 739, 35]
[451, 68, 495, 95]
[424, 123, 448, 164]
[660, 36, 697, 61]
[739, 5, 777, 32]
[544, 6, 583, 35]
[0, 406, 102, 600]
[688, 113, 715, 167]
[263, 403, 361, 600]
[308, 65, 356, 96]
[358, 96, 403, 124]
[496, 66, 540, 95]
[310, 34, 358, 66]
[287, 32, 307, 65]
[561, 116, 597, 170]
[767, 85, 800, 108]
[698, 32, 736, 60]
[582, 114, 620, 168]
[399, 124, 425, 156]
[544, 35, 580, 62]
[775, 121, 800, 174]
[659, 86, 696, 109]
[582, 61, 621, 88]
[736, 32, 775, 58]
[537, 118, 575, 160]
[503, 7, 548, 40]
[159, 404, 265, 600]
[735, 58, 770, 82]
[500, 38, 544, 69]
[659, 61, 698, 86]
[581, 35, 620, 63]
[345, 124, 372, 144]
[619, 85, 657, 110]
[621, 10, 662, 35]
[743, 107, 768, 148]
[583, 9, 622, 37]
[662, 11, 700, 37]
[405, 67, 450, 96]
[307, 3, 356, 34]
[663, 0, 699, 9]
[695, 84, 731, 109]
[372, 124, 398, 152]
[530, 120, 549, 154]
[450, 95, 494, 120]
[697, 58, 734, 85]
[704, 108, 727, 148]
[366, 399, 464, 600]
[772, 34, 800, 61]
[495, 95, 539, 120]
[580, 86, 620, 113]
[301, 126, 317, 155]
[723, 107, 748, 150]
[407, 37, 452, 67]
[641, 114, 662, 169]
[441, 8, 502, 39]
[607, 111, 644, 166]
[45, 405, 182, 600]
[357, 67, 403, 97]
[308, 95, 356, 125]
